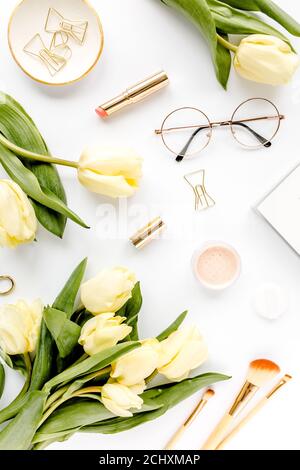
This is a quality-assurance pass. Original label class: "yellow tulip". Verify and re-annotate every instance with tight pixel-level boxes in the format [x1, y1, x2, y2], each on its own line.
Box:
[111, 339, 160, 386]
[80, 266, 136, 315]
[77, 145, 143, 198]
[157, 326, 208, 381]
[0, 299, 43, 355]
[101, 382, 143, 417]
[78, 313, 132, 355]
[234, 35, 299, 85]
[0, 179, 37, 248]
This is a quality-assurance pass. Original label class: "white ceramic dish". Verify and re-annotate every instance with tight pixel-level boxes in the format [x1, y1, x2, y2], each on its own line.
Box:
[8, 0, 104, 86]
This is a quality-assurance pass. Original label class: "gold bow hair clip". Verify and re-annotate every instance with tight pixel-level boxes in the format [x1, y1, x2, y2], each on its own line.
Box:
[23, 33, 72, 76]
[45, 8, 88, 44]
[184, 169, 216, 211]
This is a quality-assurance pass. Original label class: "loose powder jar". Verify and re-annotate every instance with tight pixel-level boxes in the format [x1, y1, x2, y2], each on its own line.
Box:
[192, 242, 241, 290]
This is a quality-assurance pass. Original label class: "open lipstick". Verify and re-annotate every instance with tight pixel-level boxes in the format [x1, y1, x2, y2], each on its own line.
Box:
[96, 71, 169, 118]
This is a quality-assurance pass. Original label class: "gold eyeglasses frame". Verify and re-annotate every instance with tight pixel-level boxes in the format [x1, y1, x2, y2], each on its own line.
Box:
[155, 98, 285, 159]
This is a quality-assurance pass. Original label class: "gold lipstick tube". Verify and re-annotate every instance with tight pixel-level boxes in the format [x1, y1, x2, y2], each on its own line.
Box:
[130, 217, 166, 249]
[96, 71, 169, 118]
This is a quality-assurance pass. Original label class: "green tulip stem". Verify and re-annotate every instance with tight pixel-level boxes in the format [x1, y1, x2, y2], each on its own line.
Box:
[0, 133, 78, 169]
[74, 386, 103, 395]
[44, 385, 69, 411]
[41, 367, 111, 426]
[39, 386, 103, 428]
[217, 34, 238, 53]
[20, 353, 32, 396]
[44, 367, 110, 411]
[38, 396, 70, 428]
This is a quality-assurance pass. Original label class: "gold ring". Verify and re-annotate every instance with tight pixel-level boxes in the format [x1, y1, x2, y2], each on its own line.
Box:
[0, 276, 15, 296]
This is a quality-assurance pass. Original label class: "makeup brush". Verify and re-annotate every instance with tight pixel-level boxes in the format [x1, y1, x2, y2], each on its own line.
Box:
[165, 389, 215, 450]
[216, 374, 292, 450]
[201, 359, 280, 450]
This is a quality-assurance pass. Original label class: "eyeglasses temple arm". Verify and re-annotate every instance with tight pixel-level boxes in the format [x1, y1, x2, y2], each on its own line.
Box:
[230, 122, 271, 148]
[176, 121, 272, 162]
[176, 126, 208, 162]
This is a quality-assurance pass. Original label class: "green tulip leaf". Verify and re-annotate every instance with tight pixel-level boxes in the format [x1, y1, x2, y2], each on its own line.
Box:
[221, 0, 300, 36]
[0, 144, 88, 229]
[0, 364, 4, 400]
[83, 372, 230, 435]
[30, 259, 88, 390]
[32, 402, 112, 444]
[29, 321, 54, 391]
[0, 391, 46, 450]
[33, 372, 229, 447]
[0, 92, 68, 237]
[53, 258, 87, 319]
[117, 282, 143, 341]
[161, 0, 231, 88]
[215, 33, 232, 86]
[43, 342, 141, 394]
[0, 392, 32, 426]
[62, 369, 110, 400]
[33, 398, 162, 444]
[0, 350, 27, 377]
[35, 373, 229, 446]
[156, 310, 188, 341]
[208, 0, 290, 42]
[44, 307, 81, 359]
[32, 429, 80, 450]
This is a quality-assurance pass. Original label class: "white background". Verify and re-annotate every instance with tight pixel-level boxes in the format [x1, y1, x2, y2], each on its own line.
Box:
[0, 0, 300, 451]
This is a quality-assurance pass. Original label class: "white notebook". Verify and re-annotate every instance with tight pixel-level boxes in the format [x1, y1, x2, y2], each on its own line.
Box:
[255, 163, 300, 256]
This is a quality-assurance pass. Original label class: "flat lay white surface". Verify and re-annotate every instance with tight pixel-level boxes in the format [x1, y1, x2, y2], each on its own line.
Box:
[1, 0, 300, 451]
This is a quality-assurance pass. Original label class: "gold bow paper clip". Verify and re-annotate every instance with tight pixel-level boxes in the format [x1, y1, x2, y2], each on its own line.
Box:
[45, 8, 88, 44]
[50, 31, 72, 60]
[184, 169, 215, 211]
[23, 33, 71, 76]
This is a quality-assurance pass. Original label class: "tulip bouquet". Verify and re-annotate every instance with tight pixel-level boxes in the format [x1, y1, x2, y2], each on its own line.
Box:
[0, 259, 229, 450]
[158, 0, 300, 87]
[0, 93, 143, 247]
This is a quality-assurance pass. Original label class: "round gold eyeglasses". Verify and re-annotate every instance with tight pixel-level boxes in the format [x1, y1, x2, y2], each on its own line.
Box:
[155, 98, 284, 162]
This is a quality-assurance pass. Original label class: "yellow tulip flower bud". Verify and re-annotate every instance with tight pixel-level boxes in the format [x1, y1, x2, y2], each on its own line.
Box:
[234, 34, 299, 85]
[80, 266, 136, 315]
[78, 313, 132, 356]
[101, 382, 143, 417]
[111, 339, 160, 386]
[157, 326, 208, 382]
[0, 179, 37, 248]
[77, 145, 143, 198]
[0, 299, 43, 355]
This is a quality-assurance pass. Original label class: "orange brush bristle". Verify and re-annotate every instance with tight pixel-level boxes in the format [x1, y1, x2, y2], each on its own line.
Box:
[203, 389, 215, 400]
[247, 359, 280, 387]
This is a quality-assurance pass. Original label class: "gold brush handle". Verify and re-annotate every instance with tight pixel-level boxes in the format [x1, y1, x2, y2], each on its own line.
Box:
[165, 425, 187, 450]
[216, 399, 267, 450]
[165, 396, 209, 449]
[201, 413, 234, 450]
